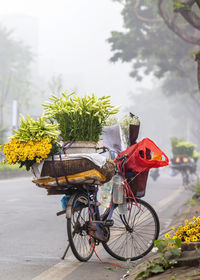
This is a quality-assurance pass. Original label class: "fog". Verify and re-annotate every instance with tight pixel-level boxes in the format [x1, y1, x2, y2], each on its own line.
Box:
[0, 0, 153, 107]
[0, 0, 198, 155]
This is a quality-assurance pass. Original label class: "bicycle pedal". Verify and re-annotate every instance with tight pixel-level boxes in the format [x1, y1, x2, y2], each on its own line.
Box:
[103, 220, 114, 227]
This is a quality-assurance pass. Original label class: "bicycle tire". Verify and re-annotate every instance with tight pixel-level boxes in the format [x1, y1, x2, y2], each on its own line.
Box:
[67, 192, 94, 262]
[102, 198, 160, 261]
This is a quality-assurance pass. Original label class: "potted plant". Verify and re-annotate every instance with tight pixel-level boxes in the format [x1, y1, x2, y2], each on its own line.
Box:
[42, 91, 119, 152]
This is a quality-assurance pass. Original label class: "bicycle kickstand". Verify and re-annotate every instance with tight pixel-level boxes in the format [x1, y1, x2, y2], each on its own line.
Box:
[61, 241, 70, 260]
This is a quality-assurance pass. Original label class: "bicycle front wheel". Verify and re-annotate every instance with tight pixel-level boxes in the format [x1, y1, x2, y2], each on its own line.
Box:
[102, 198, 160, 261]
[181, 169, 189, 187]
[67, 192, 94, 262]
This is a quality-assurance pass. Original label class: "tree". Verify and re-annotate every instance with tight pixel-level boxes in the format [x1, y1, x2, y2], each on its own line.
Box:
[108, 0, 200, 93]
[109, 0, 200, 143]
[48, 74, 63, 96]
[0, 25, 32, 139]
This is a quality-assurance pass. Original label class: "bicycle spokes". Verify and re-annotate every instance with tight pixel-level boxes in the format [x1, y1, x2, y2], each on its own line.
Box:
[102, 199, 159, 261]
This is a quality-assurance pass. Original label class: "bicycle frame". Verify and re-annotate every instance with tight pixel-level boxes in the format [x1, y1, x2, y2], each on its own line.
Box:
[65, 183, 138, 237]
[63, 182, 160, 261]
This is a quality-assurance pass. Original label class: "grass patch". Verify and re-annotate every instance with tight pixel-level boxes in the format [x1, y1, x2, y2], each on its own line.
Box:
[189, 199, 198, 206]
[0, 163, 26, 171]
[192, 183, 200, 200]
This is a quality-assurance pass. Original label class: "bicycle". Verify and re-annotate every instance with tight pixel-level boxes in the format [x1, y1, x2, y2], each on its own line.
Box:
[55, 154, 160, 262]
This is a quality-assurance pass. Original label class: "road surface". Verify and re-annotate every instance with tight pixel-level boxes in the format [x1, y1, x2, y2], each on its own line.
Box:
[0, 169, 192, 280]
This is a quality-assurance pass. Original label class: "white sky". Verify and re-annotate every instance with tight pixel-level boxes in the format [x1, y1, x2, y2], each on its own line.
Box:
[0, 0, 154, 109]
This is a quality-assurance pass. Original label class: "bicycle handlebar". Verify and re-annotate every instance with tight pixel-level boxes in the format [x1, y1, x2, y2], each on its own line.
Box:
[115, 154, 128, 161]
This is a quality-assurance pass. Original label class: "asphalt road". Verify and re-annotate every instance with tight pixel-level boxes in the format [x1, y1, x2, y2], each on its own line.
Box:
[0, 168, 192, 280]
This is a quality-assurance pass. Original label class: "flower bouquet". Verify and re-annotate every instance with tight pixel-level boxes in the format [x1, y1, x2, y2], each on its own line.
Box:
[3, 115, 60, 171]
[37, 91, 118, 184]
[171, 137, 200, 161]
[120, 114, 140, 147]
[3, 92, 119, 186]
[42, 91, 119, 143]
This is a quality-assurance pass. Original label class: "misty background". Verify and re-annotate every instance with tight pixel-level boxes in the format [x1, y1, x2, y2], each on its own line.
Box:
[0, 0, 197, 156]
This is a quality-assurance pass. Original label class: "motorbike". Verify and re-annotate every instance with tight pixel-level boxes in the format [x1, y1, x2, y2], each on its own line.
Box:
[170, 156, 198, 188]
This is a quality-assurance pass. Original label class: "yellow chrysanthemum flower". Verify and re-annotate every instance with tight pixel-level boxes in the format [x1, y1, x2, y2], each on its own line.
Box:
[3, 137, 53, 166]
[185, 237, 190, 242]
[190, 229, 195, 235]
[165, 233, 171, 239]
[192, 236, 198, 242]
[36, 158, 41, 163]
[196, 217, 200, 224]
[168, 243, 173, 247]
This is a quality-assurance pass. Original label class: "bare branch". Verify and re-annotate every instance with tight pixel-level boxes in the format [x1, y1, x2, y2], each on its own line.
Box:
[185, 0, 196, 5]
[195, 52, 200, 89]
[158, 0, 200, 44]
[174, 0, 200, 30]
[132, 0, 161, 23]
[195, 0, 200, 9]
[178, 11, 200, 30]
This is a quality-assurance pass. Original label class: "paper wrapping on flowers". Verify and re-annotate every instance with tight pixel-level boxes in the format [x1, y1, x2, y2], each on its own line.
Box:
[101, 124, 123, 154]
[31, 161, 45, 179]
[46, 153, 106, 167]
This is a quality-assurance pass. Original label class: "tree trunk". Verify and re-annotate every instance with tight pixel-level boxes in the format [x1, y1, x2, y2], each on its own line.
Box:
[158, 0, 200, 44]
[195, 53, 200, 90]
[176, 9, 200, 30]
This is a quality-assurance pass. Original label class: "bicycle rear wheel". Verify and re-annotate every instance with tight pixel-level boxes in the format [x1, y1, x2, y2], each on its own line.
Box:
[102, 198, 160, 261]
[67, 192, 94, 262]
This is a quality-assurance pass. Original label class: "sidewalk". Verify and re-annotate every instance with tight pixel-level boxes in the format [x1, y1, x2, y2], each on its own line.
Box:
[127, 199, 200, 280]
